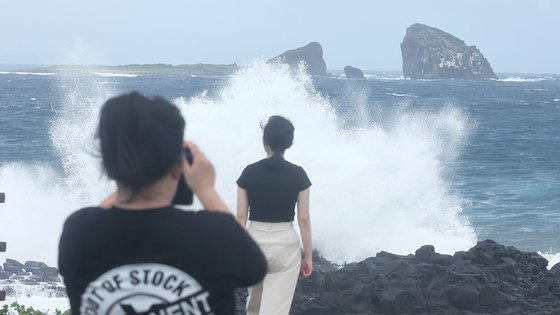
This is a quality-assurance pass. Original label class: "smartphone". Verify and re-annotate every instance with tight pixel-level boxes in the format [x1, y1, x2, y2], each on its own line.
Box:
[172, 147, 194, 205]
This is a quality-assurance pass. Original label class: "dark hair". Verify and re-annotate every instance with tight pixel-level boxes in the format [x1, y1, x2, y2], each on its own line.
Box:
[97, 92, 185, 193]
[262, 115, 294, 154]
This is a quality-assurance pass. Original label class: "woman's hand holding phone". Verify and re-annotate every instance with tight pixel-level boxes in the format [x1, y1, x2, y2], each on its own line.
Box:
[182, 141, 215, 194]
[182, 141, 230, 213]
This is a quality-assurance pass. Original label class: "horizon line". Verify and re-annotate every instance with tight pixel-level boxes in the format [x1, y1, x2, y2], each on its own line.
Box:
[0, 63, 558, 76]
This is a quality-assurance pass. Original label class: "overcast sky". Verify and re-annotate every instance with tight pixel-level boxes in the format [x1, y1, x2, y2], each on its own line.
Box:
[1, 0, 558, 73]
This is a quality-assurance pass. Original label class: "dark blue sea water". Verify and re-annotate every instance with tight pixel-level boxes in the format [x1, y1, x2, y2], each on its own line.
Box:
[320, 74, 560, 251]
[0, 68, 559, 262]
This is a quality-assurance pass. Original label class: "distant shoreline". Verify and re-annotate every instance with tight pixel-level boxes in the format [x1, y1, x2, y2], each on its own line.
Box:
[0, 63, 241, 76]
[0, 64, 558, 77]
[39, 63, 240, 76]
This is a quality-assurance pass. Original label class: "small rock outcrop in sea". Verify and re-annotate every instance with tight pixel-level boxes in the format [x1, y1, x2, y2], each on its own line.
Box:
[236, 240, 560, 314]
[269, 42, 327, 76]
[344, 65, 365, 79]
[0, 258, 66, 297]
[401, 23, 498, 79]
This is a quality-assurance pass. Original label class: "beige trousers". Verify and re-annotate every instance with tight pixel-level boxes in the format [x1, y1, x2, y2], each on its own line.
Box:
[246, 221, 301, 315]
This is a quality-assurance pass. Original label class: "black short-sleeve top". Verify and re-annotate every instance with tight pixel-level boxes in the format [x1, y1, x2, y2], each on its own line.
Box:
[237, 156, 312, 222]
[59, 207, 267, 315]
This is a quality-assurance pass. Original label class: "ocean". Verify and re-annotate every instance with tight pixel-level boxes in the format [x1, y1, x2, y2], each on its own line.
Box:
[0, 62, 559, 310]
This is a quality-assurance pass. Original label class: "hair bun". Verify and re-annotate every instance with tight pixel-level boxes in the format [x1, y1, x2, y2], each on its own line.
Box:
[263, 115, 294, 153]
[97, 92, 185, 193]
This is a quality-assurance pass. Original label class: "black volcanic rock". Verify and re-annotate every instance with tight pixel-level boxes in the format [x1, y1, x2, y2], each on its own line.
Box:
[235, 240, 560, 314]
[269, 42, 327, 76]
[4, 242, 560, 314]
[415, 244, 435, 262]
[344, 65, 365, 79]
[0, 258, 64, 286]
[551, 262, 560, 275]
[401, 23, 497, 79]
[0, 271, 12, 280]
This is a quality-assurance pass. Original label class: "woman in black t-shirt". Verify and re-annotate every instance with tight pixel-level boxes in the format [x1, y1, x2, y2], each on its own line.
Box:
[237, 115, 313, 315]
[58, 92, 266, 315]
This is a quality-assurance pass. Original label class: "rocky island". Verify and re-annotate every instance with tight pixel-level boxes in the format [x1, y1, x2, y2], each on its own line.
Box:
[344, 65, 365, 79]
[269, 42, 327, 76]
[401, 23, 497, 80]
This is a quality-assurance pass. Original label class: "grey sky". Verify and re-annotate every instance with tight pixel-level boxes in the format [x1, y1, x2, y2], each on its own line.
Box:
[1, 0, 558, 73]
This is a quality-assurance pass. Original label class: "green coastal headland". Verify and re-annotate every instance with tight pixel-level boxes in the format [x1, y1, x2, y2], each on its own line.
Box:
[32, 63, 240, 76]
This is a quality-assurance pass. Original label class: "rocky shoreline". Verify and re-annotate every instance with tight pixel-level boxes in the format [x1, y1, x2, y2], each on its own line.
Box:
[236, 240, 560, 314]
[3, 240, 560, 314]
[0, 259, 65, 299]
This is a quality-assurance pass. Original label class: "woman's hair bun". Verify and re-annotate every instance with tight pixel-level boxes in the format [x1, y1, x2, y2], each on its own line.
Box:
[263, 115, 294, 153]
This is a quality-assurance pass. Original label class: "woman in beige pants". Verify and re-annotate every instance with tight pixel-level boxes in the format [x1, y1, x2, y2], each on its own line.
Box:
[237, 116, 313, 315]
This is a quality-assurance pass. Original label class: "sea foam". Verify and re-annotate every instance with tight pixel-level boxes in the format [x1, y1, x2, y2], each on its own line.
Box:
[175, 61, 476, 263]
[91, 72, 139, 78]
[0, 71, 54, 76]
[0, 61, 476, 266]
[499, 76, 554, 83]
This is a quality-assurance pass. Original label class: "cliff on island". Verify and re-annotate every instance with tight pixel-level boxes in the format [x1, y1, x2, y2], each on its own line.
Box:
[401, 23, 497, 80]
[269, 42, 327, 76]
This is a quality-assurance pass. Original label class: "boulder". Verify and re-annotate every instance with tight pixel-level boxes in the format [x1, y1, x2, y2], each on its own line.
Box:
[0, 271, 13, 280]
[25, 261, 48, 269]
[269, 42, 327, 76]
[479, 284, 499, 306]
[444, 284, 480, 311]
[25, 266, 43, 277]
[376, 251, 403, 260]
[3, 264, 24, 274]
[550, 262, 560, 276]
[5, 258, 23, 268]
[380, 287, 426, 314]
[344, 65, 365, 79]
[45, 275, 62, 283]
[42, 266, 59, 278]
[415, 245, 435, 263]
[401, 23, 497, 79]
[430, 253, 452, 266]
[451, 251, 471, 262]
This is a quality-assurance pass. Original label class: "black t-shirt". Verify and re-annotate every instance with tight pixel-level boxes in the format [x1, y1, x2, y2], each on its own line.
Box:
[237, 157, 311, 222]
[58, 206, 266, 315]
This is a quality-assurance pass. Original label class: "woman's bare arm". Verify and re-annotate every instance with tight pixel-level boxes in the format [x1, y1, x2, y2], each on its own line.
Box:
[297, 188, 313, 277]
[237, 187, 249, 227]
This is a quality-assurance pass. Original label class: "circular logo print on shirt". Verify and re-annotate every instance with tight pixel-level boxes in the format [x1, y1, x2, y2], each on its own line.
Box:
[80, 263, 212, 315]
